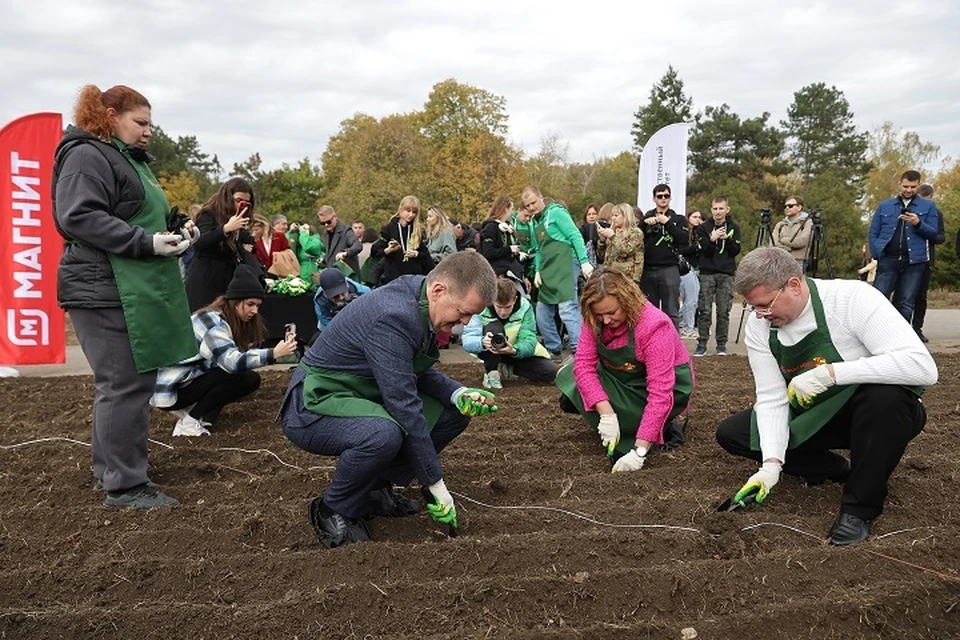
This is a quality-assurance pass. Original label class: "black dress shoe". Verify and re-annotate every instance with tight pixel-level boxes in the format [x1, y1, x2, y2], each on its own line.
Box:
[367, 486, 421, 518]
[829, 512, 872, 546]
[804, 456, 851, 487]
[916, 329, 929, 343]
[308, 497, 371, 548]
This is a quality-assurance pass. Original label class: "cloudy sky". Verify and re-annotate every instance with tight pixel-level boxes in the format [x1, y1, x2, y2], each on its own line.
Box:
[2, 0, 958, 176]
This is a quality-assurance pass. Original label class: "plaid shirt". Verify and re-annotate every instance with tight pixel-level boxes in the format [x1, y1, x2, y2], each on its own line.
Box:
[151, 310, 273, 408]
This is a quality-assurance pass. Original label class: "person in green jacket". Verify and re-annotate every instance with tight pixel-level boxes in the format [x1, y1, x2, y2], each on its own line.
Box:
[461, 278, 558, 389]
[521, 187, 594, 357]
[288, 222, 325, 283]
[511, 206, 538, 294]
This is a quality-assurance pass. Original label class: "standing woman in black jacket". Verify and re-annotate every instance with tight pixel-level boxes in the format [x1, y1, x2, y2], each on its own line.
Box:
[371, 195, 433, 285]
[53, 84, 200, 509]
[184, 177, 258, 310]
[479, 196, 525, 290]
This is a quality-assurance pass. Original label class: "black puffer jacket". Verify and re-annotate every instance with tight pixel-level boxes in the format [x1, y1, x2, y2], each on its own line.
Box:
[479, 219, 524, 278]
[52, 126, 154, 308]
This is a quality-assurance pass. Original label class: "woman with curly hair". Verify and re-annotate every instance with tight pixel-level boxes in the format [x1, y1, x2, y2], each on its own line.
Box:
[370, 195, 434, 285]
[556, 267, 693, 472]
[597, 203, 645, 285]
[184, 177, 259, 310]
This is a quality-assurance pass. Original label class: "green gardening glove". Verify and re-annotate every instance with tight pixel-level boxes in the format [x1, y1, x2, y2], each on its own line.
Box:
[453, 388, 498, 417]
[424, 480, 458, 529]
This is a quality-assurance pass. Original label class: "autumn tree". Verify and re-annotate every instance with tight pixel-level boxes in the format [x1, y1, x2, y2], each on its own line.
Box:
[158, 171, 201, 212]
[863, 122, 940, 213]
[928, 160, 960, 289]
[782, 83, 870, 191]
[148, 125, 221, 198]
[415, 79, 509, 147]
[232, 153, 324, 222]
[631, 65, 696, 154]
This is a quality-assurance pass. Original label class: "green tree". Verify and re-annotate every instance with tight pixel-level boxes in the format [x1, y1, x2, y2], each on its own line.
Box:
[863, 122, 940, 213]
[631, 65, 696, 154]
[801, 170, 866, 277]
[415, 79, 509, 147]
[929, 161, 960, 290]
[688, 104, 790, 202]
[158, 171, 201, 212]
[232, 154, 324, 222]
[147, 125, 221, 196]
[782, 83, 870, 191]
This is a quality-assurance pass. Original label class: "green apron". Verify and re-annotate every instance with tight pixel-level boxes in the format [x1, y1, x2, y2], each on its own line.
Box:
[535, 210, 575, 305]
[300, 282, 444, 432]
[107, 140, 196, 373]
[556, 328, 694, 455]
[748, 278, 860, 450]
[512, 214, 536, 279]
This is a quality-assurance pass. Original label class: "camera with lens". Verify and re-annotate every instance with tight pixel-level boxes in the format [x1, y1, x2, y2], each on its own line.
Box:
[490, 333, 508, 349]
[809, 208, 823, 225]
[759, 208, 772, 225]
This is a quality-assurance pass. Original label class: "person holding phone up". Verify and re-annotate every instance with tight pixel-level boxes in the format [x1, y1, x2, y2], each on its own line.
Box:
[152, 265, 297, 436]
[184, 177, 259, 311]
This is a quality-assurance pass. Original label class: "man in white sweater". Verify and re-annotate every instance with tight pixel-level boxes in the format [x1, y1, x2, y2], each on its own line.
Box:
[716, 247, 938, 546]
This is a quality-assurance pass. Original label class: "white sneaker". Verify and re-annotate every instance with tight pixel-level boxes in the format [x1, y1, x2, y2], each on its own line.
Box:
[172, 415, 211, 437]
[483, 370, 503, 390]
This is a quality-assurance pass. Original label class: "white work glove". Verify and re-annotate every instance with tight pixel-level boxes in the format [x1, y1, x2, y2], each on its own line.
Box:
[180, 222, 201, 246]
[597, 413, 620, 455]
[580, 262, 594, 279]
[152, 233, 190, 257]
[519, 251, 529, 262]
[534, 272, 543, 288]
[612, 446, 648, 473]
[787, 365, 835, 409]
[426, 479, 458, 527]
[735, 461, 782, 503]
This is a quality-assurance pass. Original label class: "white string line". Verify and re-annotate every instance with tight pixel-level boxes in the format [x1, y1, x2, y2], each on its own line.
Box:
[0, 437, 91, 449]
[216, 447, 334, 471]
[740, 521, 822, 540]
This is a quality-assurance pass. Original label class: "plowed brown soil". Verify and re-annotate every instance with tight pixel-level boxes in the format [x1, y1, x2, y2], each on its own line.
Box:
[2, 356, 959, 639]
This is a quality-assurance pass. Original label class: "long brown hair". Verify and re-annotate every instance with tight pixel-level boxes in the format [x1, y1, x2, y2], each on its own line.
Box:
[485, 196, 514, 222]
[73, 84, 150, 141]
[579, 267, 647, 336]
[199, 295, 266, 352]
[199, 177, 256, 250]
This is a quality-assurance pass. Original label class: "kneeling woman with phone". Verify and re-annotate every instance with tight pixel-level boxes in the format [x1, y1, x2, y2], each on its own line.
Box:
[152, 265, 298, 435]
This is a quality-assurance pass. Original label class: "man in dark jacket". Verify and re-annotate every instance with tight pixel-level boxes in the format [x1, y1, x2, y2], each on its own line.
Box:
[911, 184, 945, 342]
[317, 205, 362, 276]
[694, 196, 741, 356]
[640, 184, 688, 329]
[279, 252, 498, 548]
[451, 219, 479, 252]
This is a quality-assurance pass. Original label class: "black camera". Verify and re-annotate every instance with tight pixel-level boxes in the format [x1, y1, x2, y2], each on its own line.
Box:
[759, 208, 772, 224]
[809, 209, 823, 225]
[490, 333, 508, 349]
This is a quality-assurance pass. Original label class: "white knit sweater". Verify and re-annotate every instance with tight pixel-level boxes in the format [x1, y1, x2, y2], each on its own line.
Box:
[744, 278, 939, 462]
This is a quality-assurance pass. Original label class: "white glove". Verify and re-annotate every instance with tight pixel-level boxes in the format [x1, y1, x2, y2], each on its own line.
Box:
[152, 233, 190, 257]
[736, 461, 782, 503]
[612, 446, 648, 472]
[534, 272, 543, 288]
[597, 413, 620, 455]
[580, 262, 594, 279]
[428, 479, 455, 512]
[519, 252, 529, 262]
[180, 222, 201, 246]
[787, 365, 835, 409]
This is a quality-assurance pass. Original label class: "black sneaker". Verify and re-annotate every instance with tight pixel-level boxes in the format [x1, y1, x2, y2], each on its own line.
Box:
[916, 329, 929, 343]
[367, 486, 421, 518]
[308, 497, 371, 548]
[803, 456, 851, 487]
[104, 483, 179, 509]
[829, 512, 872, 546]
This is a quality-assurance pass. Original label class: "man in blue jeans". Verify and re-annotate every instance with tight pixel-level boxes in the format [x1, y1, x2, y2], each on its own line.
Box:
[868, 170, 940, 321]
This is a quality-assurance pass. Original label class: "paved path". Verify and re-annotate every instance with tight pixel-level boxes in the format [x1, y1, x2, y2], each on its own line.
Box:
[4, 309, 959, 378]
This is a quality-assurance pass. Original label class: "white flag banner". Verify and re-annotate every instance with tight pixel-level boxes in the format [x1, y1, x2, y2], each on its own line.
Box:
[637, 122, 690, 218]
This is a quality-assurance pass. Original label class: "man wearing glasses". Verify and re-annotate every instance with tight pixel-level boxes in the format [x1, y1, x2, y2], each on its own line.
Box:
[772, 196, 812, 269]
[522, 186, 593, 359]
[317, 205, 362, 277]
[641, 184, 688, 330]
[715, 247, 937, 546]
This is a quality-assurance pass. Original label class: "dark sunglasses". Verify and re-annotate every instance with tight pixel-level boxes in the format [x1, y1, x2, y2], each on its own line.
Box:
[654, 193, 671, 199]
[320, 218, 336, 226]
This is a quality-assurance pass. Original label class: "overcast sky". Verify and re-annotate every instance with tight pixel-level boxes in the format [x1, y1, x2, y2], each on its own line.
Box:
[2, 0, 958, 177]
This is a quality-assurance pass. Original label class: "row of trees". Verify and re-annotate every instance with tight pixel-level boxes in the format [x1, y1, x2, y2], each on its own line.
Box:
[146, 72, 959, 288]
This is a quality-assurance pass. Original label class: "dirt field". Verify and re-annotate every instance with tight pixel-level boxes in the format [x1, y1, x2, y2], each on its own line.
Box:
[1, 356, 959, 639]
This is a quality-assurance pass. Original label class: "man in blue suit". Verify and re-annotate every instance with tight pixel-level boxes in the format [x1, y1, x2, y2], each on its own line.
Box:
[868, 170, 940, 321]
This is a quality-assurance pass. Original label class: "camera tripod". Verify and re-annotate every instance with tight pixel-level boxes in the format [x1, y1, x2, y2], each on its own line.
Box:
[802, 209, 833, 279]
[734, 210, 774, 343]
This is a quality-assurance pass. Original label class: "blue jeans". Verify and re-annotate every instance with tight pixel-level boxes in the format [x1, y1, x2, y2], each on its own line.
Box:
[873, 257, 927, 321]
[678, 270, 700, 330]
[536, 298, 581, 354]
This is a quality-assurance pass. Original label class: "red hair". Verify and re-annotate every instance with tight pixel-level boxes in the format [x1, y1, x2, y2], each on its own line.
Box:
[73, 84, 151, 140]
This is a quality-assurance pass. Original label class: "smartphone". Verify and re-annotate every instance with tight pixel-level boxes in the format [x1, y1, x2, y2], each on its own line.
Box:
[236, 200, 252, 217]
[284, 323, 297, 341]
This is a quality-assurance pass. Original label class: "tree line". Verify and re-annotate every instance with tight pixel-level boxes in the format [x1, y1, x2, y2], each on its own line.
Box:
[147, 71, 959, 288]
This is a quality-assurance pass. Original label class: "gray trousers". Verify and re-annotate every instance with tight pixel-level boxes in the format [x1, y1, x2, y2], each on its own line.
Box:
[697, 273, 734, 347]
[70, 307, 156, 491]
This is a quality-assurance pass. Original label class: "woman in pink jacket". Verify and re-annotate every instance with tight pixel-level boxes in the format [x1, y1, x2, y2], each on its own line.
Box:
[556, 267, 694, 472]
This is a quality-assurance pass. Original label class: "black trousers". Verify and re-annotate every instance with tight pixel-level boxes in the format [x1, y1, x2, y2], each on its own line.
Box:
[170, 369, 261, 424]
[478, 351, 559, 381]
[715, 385, 925, 520]
[912, 262, 932, 331]
[640, 265, 681, 329]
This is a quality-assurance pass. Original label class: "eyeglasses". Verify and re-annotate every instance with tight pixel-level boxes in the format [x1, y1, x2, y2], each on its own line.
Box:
[748, 285, 786, 318]
[784, 203, 799, 209]
[654, 193, 671, 199]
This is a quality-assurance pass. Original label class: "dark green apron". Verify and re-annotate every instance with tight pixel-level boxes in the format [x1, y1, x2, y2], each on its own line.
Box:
[749, 279, 860, 450]
[512, 215, 536, 279]
[107, 140, 196, 373]
[556, 328, 693, 455]
[300, 282, 444, 432]
[535, 206, 575, 305]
